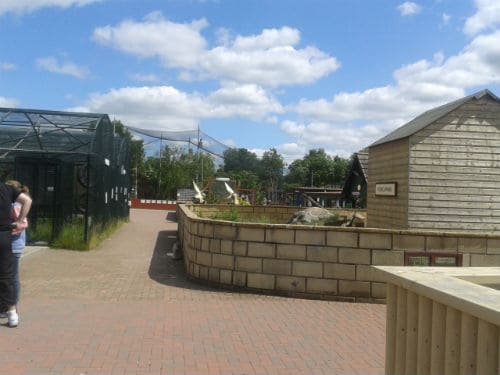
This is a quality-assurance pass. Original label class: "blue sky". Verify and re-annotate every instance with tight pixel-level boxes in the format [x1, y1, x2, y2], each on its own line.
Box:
[1, 0, 499, 162]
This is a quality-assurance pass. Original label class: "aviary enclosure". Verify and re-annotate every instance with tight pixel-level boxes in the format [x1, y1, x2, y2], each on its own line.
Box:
[0, 107, 130, 245]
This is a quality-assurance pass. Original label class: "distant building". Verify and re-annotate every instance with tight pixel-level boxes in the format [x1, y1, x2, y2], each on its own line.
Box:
[342, 151, 368, 208]
[293, 187, 343, 208]
[367, 89, 500, 232]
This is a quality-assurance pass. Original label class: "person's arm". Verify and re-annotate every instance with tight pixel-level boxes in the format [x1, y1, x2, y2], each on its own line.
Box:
[14, 193, 32, 224]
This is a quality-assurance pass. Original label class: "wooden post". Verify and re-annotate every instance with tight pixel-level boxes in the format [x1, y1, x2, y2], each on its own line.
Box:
[476, 320, 498, 375]
[395, 287, 407, 375]
[430, 301, 446, 375]
[444, 307, 460, 374]
[386, 284, 397, 375]
[417, 296, 432, 375]
[459, 313, 477, 375]
[405, 291, 418, 375]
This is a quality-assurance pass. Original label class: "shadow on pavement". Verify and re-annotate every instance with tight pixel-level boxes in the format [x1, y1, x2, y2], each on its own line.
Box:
[148, 230, 214, 291]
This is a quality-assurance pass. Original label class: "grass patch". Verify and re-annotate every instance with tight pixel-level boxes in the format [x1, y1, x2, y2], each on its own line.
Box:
[88, 219, 126, 249]
[27, 218, 53, 244]
[210, 209, 240, 222]
[51, 218, 127, 251]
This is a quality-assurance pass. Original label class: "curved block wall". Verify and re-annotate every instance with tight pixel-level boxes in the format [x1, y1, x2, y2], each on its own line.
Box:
[177, 204, 500, 302]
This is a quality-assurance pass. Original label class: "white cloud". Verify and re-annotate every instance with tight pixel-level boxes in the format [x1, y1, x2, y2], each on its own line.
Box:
[72, 84, 283, 130]
[0, 62, 16, 71]
[464, 0, 500, 36]
[280, 120, 392, 159]
[441, 13, 451, 26]
[93, 13, 208, 69]
[0, 0, 103, 16]
[92, 14, 340, 87]
[275, 143, 307, 164]
[397, 2, 422, 16]
[293, 28, 500, 125]
[0, 96, 19, 107]
[36, 57, 90, 79]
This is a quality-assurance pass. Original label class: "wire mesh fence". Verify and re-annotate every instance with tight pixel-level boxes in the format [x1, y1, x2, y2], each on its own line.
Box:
[0, 107, 130, 246]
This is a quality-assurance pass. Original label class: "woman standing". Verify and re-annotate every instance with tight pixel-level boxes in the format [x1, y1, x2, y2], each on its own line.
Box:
[0, 181, 31, 327]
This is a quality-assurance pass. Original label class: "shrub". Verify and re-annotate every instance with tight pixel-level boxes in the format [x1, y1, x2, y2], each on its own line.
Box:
[210, 209, 240, 222]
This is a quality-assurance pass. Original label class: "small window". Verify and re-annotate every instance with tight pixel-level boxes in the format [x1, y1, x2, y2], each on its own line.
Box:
[405, 253, 462, 267]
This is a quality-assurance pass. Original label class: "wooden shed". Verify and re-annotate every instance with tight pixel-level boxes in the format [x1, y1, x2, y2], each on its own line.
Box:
[342, 150, 368, 208]
[367, 89, 500, 232]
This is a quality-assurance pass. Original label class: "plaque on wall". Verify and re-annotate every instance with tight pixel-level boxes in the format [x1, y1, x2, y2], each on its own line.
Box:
[375, 182, 397, 196]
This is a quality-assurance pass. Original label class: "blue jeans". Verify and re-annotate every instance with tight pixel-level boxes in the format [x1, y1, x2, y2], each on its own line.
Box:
[13, 252, 21, 304]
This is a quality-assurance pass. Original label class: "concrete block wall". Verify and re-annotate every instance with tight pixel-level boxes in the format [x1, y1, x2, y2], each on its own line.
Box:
[177, 204, 500, 302]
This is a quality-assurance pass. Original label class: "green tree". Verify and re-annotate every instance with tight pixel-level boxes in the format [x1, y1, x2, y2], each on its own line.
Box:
[223, 148, 260, 175]
[260, 148, 284, 192]
[284, 149, 350, 188]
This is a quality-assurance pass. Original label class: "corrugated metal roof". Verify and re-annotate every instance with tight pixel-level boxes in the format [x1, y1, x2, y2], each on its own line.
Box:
[369, 89, 500, 148]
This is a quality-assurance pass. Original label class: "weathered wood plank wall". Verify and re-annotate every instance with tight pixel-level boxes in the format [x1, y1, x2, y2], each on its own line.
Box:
[408, 96, 500, 231]
[367, 138, 409, 229]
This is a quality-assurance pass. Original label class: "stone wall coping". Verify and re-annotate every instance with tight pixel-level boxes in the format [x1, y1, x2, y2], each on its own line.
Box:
[178, 204, 500, 240]
[375, 266, 500, 326]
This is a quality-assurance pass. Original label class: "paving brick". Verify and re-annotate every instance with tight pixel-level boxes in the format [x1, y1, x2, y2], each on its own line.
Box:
[12, 209, 386, 375]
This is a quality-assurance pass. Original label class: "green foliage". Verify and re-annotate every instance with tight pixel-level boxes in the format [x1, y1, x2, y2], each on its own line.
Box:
[284, 148, 350, 188]
[51, 218, 126, 251]
[210, 209, 241, 222]
[223, 148, 260, 174]
[28, 219, 53, 243]
[321, 213, 343, 226]
[51, 219, 87, 250]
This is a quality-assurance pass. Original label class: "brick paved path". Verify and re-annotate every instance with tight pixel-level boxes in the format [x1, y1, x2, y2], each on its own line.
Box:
[0, 209, 386, 375]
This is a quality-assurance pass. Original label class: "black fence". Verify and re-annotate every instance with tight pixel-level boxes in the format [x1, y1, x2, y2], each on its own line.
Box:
[0, 108, 130, 245]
